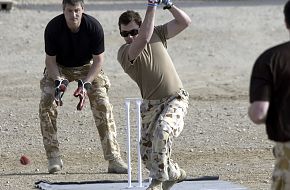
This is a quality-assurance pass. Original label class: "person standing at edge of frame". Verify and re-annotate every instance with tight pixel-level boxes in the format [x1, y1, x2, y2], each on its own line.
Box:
[39, 0, 128, 174]
[117, 0, 191, 189]
[248, 1, 290, 189]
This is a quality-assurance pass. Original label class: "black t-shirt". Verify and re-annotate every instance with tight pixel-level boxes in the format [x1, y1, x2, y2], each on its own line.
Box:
[45, 13, 104, 67]
[250, 41, 290, 142]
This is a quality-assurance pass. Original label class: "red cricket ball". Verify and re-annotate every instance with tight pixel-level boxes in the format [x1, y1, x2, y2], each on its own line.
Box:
[59, 84, 66, 91]
[20, 155, 30, 165]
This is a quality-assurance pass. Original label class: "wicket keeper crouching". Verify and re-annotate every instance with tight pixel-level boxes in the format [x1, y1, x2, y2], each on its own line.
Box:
[39, 0, 127, 174]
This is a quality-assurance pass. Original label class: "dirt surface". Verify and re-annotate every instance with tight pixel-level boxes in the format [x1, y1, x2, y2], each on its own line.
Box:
[0, 0, 288, 189]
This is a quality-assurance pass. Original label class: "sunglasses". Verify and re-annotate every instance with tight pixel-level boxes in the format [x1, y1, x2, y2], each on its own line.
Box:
[120, 29, 139, 37]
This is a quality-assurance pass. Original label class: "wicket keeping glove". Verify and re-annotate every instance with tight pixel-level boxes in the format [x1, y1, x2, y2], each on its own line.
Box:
[54, 79, 69, 106]
[73, 79, 92, 111]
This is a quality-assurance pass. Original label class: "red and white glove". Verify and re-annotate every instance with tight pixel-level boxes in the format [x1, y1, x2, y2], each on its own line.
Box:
[54, 79, 69, 106]
[73, 79, 92, 111]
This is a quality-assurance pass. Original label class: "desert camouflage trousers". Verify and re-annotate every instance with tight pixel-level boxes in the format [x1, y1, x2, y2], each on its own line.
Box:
[271, 142, 290, 190]
[140, 89, 189, 181]
[39, 64, 121, 160]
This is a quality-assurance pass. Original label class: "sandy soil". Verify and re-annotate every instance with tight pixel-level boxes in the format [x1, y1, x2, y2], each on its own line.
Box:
[0, 0, 288, 189]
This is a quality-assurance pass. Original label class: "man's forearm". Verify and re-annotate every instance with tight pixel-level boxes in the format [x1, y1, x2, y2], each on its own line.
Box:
[45, 57, 61, 80]
[84, 62, 102, 83]
[128, 4, 157, 61]
[84, 54, 104, 83]
[248, 101, 269, 124]
[138, 5, 157, 42]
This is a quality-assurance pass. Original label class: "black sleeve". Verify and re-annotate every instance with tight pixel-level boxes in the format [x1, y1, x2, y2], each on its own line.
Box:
[91, 20, 105, 55]
[44, 21, 57, 56]
[249, 50, 273, 103]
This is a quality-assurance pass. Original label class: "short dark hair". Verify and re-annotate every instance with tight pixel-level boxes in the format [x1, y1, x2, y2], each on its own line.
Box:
[62, 0, 84, 10]
[118, 10, 142, 31]
[284, 1, 290, 27]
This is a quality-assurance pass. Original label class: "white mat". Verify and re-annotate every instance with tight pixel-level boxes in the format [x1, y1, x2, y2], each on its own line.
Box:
[35, 177, 248, 190]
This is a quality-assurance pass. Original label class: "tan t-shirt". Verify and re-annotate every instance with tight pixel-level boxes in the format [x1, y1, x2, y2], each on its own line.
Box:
[117, 25, 183, 100]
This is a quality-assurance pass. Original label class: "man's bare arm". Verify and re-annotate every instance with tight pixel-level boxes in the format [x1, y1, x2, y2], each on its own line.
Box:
[165, 5, 191, 39]
[45, 54, 61, 80]
[248, 101, 269, 124]
[84, 53, 104, 83]
[128, 5, 157, 61]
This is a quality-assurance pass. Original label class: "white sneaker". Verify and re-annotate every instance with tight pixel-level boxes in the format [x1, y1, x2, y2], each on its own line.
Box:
[108, 157, 128, 174]
[162, 169, 187, 190]
[48, 157, 63, 174]
[146, 179, 163, 190]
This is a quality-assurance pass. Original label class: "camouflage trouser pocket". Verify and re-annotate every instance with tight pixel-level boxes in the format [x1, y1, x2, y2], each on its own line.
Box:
[92, 72, 111, 91]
